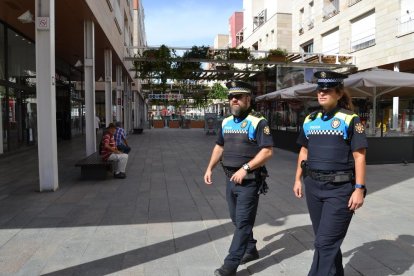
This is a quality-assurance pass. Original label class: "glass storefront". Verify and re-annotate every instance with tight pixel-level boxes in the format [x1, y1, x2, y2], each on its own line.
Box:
[0, 21, 85, 154]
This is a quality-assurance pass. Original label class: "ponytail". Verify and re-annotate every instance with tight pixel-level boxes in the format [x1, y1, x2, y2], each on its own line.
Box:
[336, 86, 354, 111]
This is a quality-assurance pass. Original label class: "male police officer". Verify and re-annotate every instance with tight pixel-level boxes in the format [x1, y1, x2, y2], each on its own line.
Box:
[204, 81, 274, 276]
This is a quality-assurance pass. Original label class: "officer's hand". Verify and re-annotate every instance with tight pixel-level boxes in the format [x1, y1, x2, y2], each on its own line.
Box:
[204, 170, 213, 185]
[230, 169, 247, 184]
[348, 189, 364, 211]
[293, 180, 303, 198]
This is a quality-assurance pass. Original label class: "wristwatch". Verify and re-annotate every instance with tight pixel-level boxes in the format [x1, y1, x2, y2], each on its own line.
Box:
[354, 184, 366, 189]
[242, 163, 251, 172]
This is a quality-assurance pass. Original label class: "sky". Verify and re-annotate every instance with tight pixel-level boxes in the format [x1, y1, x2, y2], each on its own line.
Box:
[142, 0, 242, 47]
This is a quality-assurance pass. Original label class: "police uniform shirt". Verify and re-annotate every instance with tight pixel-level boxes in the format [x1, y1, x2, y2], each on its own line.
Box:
[297, 107, 368, 171]
[217, 112, 274, 168]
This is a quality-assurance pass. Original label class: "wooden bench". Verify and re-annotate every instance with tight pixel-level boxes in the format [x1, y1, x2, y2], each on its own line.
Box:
[75, 152, 113, 180]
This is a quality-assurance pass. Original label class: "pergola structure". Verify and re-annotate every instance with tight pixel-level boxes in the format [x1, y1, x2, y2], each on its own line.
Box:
[125, 46, 357, 82]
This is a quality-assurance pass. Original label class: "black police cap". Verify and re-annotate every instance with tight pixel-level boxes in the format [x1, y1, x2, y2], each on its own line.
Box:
[225, 80, 252, 95]
[314, 70, 347, 90]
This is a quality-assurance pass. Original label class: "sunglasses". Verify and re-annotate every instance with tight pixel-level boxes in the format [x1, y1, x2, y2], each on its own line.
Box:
[228, 94, 246, 100]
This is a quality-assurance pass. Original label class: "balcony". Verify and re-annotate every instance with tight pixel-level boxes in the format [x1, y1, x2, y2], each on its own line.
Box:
[397, 14, 414, 37]
[348, 0, 362, 7]
[253, 9, 267, 31]
[322, 0, 339, 21]
[350, 34, 375, 52]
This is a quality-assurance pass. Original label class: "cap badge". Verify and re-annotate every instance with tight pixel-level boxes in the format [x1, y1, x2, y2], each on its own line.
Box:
[320, 72, 326, 78]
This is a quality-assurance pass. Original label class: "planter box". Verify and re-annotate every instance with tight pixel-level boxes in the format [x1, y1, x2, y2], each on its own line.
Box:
[190, 120, 205, 128]
[153, 120, 165, 128]
[169, 120, 180, 128]
[268, 55, 287, 62]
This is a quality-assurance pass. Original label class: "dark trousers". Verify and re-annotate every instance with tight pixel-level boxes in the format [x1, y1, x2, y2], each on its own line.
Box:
[224, 178, 260, 269]
[304, 176, 354, 276]
[117, 144, 131, 154]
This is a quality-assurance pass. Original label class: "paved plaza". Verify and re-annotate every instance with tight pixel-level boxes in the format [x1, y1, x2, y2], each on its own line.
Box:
[0, 128, 413, 275]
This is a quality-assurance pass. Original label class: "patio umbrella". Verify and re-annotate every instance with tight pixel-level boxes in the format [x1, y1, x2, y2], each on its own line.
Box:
[344, 68, 414, 134]
[255, 82, 317, 102]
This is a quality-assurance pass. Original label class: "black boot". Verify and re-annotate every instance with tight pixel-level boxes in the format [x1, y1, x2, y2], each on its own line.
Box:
[240, 248, 259, 265]
[214, 265, 237, 276]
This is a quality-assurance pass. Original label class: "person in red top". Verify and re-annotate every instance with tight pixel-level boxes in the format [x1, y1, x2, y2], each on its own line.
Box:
[101, 123, 128, 179]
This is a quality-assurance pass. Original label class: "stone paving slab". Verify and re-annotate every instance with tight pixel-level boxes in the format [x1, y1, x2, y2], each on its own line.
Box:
[0, 128, 413, 275]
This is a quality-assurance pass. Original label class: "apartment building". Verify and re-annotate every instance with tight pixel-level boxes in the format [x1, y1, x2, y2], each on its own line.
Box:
[293, 0, 414, 72]
[0, 0, 146, 190]
[238, 0, 292, 52]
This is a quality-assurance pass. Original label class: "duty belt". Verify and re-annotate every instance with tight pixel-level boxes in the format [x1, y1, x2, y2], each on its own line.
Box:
[222, 166, 257, 180]
[307, 169, 354, 183]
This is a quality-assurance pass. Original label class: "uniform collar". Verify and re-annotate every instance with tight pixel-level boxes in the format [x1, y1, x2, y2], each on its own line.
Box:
[321, 106, 340, 121]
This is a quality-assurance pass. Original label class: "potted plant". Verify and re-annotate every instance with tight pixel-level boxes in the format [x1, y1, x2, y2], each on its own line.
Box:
[321, 55, 337, 64]
[338, 55, 352, 64]
[268, 48, 288, 62]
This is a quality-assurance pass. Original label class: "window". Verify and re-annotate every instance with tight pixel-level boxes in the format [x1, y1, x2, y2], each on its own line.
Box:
[323, 0, 339, 20]
[301, 40, 314, 53]
[253, 9, 266, 31]
[398, 0, 414, 35]
[307, 1, 315, 29]
[351, 11, 376, 52]
[322, 28, 339, 54]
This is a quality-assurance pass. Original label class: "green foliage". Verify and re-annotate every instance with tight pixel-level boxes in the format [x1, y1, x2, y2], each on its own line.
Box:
[208, 83, 228, 100]
[228, 47, 251, 60]
[268, 47, 288, 57]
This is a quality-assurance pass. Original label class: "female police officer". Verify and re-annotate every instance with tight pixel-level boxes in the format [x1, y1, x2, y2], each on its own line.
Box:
[293, 71, 368, 276]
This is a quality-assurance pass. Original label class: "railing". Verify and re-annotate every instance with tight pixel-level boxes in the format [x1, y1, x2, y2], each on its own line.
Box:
[106, 0, 113, 11]
[350, 34, 375, 52]
[113, 0, 123, 34]
[348, 0, 362, 7]
[322, 0, 339, 21]
[253, 9, 267, 31]
[397, 16, 414, 36]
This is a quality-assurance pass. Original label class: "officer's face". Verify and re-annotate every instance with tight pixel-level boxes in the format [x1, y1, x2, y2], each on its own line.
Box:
[229, 94, 250, 116]
[317, 88, 342, 110]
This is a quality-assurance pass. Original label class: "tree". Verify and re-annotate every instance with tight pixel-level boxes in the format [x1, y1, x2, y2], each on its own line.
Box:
[208, 83, 228, 100]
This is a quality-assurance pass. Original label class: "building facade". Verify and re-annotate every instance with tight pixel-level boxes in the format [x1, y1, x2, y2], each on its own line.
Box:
[0, 0, 146, 190]
[293, 0, 414, 72]
[238, 0, 292, 52]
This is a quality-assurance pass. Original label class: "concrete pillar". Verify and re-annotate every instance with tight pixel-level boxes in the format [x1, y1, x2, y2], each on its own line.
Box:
[116, 65, 123, 122]
[84, 20, 96, 156]
[123, 76, 128, 131]
[104, 49, 112, 127]
[35, 0, 58, 191]
[133, 90, 139, 128]
[393, 63, 400, 130]
[0, 92, 3, 154]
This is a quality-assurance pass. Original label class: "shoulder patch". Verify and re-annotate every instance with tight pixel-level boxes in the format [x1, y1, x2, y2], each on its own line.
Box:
[263, 126, 271, 135]
[354, 122, 365, 134]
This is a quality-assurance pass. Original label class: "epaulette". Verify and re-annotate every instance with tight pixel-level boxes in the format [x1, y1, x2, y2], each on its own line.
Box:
[308, 110, 320, 121]
[249, 110, 263, 118]
[337, 108, 354, 116]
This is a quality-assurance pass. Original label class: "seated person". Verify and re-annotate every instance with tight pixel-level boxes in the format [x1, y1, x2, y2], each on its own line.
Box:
[114, 121, 131, 154]
[101, 123, 128, 179]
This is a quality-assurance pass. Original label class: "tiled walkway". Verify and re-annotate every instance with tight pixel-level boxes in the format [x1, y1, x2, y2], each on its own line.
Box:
[0, 128, 413, 275]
